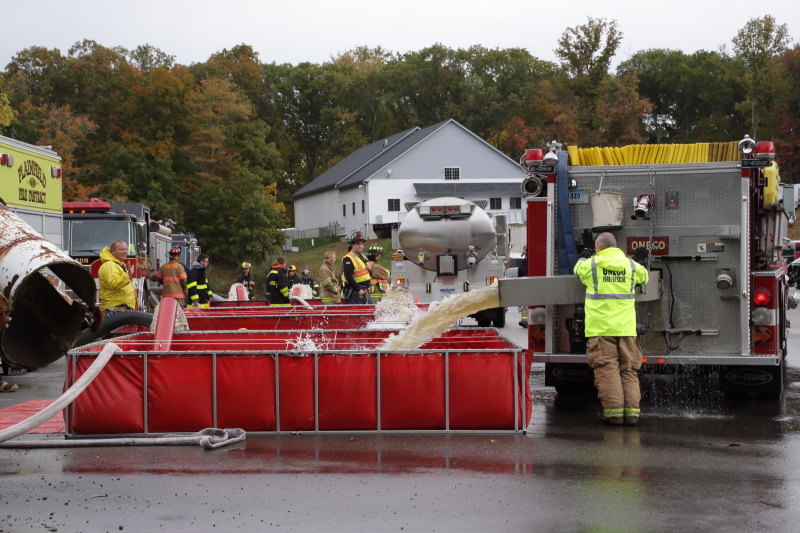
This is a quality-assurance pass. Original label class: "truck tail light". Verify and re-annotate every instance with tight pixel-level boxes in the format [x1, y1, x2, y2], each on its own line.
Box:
[51, 166, 62, 178]
[753, 287, 771, 307]
[0, 153, 13, 167]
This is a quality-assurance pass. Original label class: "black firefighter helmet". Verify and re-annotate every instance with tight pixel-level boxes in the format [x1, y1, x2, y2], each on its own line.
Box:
[348, 231, 367, 244]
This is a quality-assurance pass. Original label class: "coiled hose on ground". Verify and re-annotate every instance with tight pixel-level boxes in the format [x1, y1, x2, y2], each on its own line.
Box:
[1, 326, 246, 450]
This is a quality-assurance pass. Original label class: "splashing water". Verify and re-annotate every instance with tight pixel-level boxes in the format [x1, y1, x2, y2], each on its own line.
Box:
[365, 286, 424, 330]
[378, 285, 501, 351]
[290, 332, 319, 351]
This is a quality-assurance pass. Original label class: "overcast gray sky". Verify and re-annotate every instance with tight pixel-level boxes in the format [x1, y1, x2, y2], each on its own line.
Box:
[2, 1, 798, 69]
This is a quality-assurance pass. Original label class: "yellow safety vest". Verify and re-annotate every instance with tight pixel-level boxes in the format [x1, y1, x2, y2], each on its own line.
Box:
[574, 247, 648, 337]
[342, 251, 371, 286]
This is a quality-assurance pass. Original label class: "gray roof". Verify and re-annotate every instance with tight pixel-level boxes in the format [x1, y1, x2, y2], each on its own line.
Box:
[292, 121, 448, 199]
[413, 182, 522, 196]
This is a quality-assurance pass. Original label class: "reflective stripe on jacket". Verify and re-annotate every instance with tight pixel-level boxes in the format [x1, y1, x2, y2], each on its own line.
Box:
[574, 247, 648, 337]
[187, 263, 212, 307]
[368, 261, 390, 295]
[266, 264, 290, 304]
[319, 264, 340, 304]
[152, 259, 187, 299]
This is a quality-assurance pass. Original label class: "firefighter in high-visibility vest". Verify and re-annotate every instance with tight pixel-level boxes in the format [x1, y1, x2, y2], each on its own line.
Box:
[574, 232, 648, 426]
[266, 256, 291, 306]
[341, 231, 372, 304]
[365, 244, 390, 302]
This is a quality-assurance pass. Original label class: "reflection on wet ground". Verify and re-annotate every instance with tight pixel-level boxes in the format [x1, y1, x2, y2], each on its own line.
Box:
[37, 363, 797, 479]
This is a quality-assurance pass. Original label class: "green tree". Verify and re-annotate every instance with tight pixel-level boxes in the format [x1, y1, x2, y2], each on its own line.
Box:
[195, 44, 273, 121]
[180, 75, 286, 261]
[97, 146, 182, 217]
[619, 49, 744, 143]
[603, 73, 652, 145]
[331, 46, 399, 141]
[191, 171, 286, 261]
[453, 46, 556, 142]
[125, 44, 175, 73]
[731, 15, 792, 138]
[0, 91, 12, 130]
[554, 17, 622, 145]
[775, 45, 800, 182]
[387, 44, 466, 127]
[268, 61, 363, 186]
[36, 105, 98, 200]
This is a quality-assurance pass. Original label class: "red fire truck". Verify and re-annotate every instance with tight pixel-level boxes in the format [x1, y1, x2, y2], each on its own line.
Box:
[62, 199, 174, 311]
[499, 136, 799, 398]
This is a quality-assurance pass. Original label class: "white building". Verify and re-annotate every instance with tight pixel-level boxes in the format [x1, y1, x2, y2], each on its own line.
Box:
[292, 119, 527, 240]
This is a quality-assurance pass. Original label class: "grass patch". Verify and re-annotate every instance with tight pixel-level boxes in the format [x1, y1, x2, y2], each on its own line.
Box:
[207, 237, 394, 297]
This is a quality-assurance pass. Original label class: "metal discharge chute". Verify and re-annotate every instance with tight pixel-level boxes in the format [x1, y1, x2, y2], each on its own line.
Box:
[0, 204, 96, 369]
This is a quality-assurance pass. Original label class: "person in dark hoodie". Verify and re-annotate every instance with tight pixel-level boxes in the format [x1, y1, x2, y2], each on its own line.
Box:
[187, 253, 213, 308]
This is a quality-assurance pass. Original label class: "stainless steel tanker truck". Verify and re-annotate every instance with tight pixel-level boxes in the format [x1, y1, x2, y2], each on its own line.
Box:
[390, 197, 508, 327]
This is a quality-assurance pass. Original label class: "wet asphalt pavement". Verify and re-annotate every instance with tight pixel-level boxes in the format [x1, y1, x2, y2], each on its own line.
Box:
[3, 307, 800, 532]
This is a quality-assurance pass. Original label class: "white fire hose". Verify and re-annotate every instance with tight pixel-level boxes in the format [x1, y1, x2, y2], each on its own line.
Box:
[0, 342, 246, 450]
[289, 295, 314, 308]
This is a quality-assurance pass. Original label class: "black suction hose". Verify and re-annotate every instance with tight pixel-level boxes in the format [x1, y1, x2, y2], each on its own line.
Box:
[74, 311, 153, 347]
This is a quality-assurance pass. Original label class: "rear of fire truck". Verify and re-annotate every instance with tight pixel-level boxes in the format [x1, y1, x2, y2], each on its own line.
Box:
[499, 136, 798, 398]
[171, 233, 201, 268]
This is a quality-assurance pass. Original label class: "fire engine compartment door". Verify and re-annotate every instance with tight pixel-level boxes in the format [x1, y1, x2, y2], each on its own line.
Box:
[497, 272, 661, 307]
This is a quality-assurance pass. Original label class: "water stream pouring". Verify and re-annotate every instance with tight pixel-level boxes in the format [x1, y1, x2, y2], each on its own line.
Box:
[379, 285, 501, 351]
[0, 205, 97, 369]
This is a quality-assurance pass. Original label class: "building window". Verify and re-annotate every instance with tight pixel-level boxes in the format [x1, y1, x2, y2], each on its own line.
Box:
[490, 197, 502, 210]
[361, 200, 365, 213]
[444, 167, 460, 180]
[388, 199, 400, 212]
[352, 202, 355, 215]
[510, 197, 522, 209]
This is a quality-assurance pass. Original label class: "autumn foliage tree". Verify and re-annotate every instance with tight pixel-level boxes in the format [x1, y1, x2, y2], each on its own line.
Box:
[1, 14, 798, 266]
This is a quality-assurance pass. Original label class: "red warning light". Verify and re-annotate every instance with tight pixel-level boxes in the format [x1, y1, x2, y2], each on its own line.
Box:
[754, 287, 771, 307]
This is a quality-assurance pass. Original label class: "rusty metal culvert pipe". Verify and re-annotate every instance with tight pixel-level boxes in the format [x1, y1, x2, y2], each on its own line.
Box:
[0, 205, 97, 369]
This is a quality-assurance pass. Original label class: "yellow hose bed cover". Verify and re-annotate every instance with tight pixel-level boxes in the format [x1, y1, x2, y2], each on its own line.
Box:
[569, 141, 741, 166]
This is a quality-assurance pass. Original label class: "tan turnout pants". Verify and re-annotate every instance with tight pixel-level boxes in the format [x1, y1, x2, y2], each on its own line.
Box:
[586, 336, 643, 422]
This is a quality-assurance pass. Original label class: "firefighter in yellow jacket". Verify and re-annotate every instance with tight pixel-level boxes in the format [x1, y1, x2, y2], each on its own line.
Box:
[574, 232, 648, 426]
[97, 239, 137, 318]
